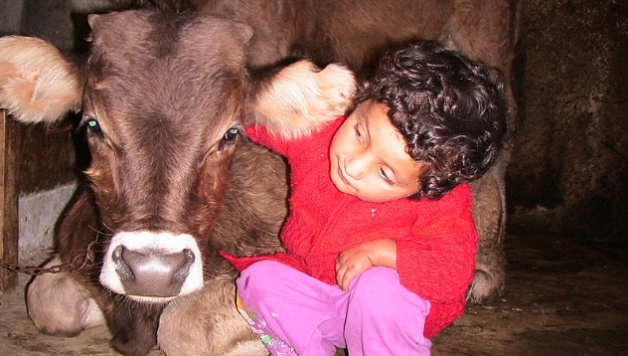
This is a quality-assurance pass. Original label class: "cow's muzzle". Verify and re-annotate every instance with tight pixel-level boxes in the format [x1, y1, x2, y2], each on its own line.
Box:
[112, 245, 195, 297]
[100, 231, 204, 302]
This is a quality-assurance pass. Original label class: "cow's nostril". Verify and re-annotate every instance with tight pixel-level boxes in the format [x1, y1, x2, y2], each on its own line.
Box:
[112, 245, 135, 282]
[171, 249, 195, 284]
[115, 247, 195, 298]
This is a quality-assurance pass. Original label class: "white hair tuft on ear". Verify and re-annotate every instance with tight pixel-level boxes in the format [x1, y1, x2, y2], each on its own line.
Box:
[0, 36, 83, 124]
[251, 60, 357, 140]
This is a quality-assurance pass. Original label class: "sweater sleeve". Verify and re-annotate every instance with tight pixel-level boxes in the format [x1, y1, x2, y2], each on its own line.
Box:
[246, 125, 290, 156]
[246, 116, 345, 160]
[395, 184, 478, 303]
[219, 250, 307, 274]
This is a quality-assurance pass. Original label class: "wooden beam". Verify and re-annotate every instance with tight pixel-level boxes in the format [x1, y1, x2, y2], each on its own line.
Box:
[0, 109, 20, 291]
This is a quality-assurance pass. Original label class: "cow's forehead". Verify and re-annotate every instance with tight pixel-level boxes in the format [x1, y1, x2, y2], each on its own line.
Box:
[88, 10, 252, 79]
[84, 10, 254, 143]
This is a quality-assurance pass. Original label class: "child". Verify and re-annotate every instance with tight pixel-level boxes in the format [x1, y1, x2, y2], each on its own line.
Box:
[221, 40, 508, 356]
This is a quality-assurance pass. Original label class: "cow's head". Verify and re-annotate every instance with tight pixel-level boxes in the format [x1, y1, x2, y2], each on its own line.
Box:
[0, 9, 355, 303]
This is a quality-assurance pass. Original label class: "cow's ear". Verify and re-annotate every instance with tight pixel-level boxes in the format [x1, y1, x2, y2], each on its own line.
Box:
[0, 36, 83, 124]
[247, 60, 357, 140]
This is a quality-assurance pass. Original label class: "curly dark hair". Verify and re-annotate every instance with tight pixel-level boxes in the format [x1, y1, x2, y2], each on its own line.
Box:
[353, 40, 508, 200]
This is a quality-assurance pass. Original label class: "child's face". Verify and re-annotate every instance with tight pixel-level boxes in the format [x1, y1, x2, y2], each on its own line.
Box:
[329, 99, 424, 203]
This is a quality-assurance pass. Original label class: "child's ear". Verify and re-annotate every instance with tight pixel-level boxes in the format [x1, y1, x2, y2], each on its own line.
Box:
[246, 60, 356, 140]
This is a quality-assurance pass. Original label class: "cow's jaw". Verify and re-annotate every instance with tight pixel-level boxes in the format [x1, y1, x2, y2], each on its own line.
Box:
[100, 231, 204, 303]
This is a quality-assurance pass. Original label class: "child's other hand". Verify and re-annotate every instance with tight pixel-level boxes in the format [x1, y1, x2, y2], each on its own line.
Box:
[335, 239, 397, 292]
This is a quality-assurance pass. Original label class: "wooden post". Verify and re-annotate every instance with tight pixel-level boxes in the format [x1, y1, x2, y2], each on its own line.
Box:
[0, 109, 20, 291]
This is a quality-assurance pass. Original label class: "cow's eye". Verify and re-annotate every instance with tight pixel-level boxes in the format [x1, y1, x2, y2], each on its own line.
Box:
[87, 119, 101, 133]
[218, 127, 240, 151]
[80, 116, 104, 139]
[224, 127, 239, 141]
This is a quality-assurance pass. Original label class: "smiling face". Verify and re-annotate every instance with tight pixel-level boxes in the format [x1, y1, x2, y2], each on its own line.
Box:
[329, 99, 425, 203]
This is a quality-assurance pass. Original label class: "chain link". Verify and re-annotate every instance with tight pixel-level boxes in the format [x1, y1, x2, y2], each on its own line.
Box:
[0, 241, 97, 276]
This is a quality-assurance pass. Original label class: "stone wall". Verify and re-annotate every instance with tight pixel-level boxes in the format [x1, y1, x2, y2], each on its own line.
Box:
[508, 0, 628, 248]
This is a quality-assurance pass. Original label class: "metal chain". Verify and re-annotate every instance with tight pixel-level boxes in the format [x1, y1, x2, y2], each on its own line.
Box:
[0, 240, 97, 276]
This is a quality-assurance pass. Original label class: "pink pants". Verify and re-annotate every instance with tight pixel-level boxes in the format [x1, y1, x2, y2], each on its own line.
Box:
[236, 261, 432, 356]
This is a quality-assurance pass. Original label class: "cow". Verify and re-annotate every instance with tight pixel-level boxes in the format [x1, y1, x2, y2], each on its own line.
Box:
[0, 1, 519, 355]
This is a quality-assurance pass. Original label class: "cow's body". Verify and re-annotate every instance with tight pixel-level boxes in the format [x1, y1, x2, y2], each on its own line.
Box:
[0, 1, 519, 355]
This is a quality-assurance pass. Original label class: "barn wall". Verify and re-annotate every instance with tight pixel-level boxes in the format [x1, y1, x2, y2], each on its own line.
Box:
[507, 0, 628, 251]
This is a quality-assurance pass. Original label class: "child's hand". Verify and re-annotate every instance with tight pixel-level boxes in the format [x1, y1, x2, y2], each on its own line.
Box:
[335, 239, 397, 292]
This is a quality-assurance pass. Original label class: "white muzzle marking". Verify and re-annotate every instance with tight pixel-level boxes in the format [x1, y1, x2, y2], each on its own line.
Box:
[99, 231, 204, 302]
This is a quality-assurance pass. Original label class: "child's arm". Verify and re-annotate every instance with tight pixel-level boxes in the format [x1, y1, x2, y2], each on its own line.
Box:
[245, 124, 290, 156]
[336, 185, 477, 299]
[246, 60, 356, 140]
[397, 186, 478, 303]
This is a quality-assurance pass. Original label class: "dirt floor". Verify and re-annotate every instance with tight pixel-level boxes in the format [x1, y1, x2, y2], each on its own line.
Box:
[1, 230, 627, 356]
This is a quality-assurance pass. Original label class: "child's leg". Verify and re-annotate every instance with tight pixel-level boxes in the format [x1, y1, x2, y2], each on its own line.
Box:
[236, 261, 346, 356]
[345, 267, 432, 356]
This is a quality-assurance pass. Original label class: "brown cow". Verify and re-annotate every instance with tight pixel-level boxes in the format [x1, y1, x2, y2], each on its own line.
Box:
[1, 10, 355, 356]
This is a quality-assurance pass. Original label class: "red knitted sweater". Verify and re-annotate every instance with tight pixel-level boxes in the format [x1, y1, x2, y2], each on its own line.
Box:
[222, 117, 478, 338]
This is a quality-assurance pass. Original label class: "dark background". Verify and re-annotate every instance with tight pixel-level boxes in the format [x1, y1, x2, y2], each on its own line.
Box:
[507, 0, 628, 255]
